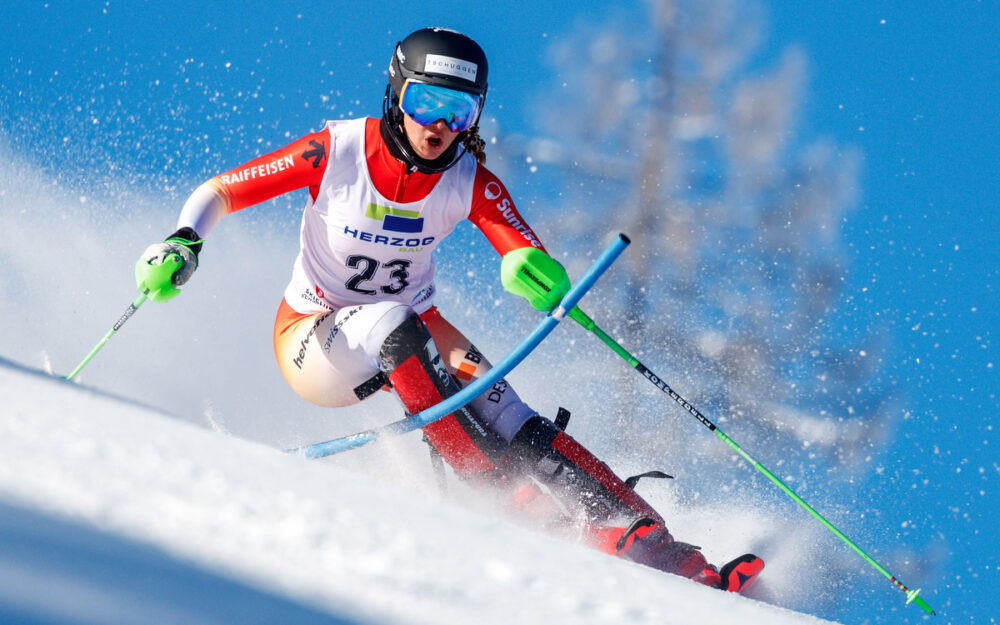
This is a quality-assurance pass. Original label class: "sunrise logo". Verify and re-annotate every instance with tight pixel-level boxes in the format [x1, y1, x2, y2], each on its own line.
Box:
[365, 203, 424, 233]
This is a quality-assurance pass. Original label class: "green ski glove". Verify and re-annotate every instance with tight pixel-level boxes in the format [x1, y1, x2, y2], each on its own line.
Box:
[135, 227, 203, 302]
[500, 247, 571, 312]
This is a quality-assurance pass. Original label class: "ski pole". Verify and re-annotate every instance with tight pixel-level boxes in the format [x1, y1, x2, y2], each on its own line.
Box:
[64, 292, 148, 381]
[292, 234, 632, 458]
[567, 306, 937, 616]
[64, 253, 184, 381]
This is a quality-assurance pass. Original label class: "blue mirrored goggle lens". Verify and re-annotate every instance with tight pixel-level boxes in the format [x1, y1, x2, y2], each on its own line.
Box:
[399, 81, 481, 132]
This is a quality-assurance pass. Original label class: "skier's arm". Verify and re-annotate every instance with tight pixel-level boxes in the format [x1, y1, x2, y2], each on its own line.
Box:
[468, 165, 546, 254]
[469, 167, 570, 311]
[178, 129, 330, 236]
[136, 128, 330, 299]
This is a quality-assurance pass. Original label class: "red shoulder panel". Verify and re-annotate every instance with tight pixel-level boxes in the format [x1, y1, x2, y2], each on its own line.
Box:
[469, 164, 546, 255]
[212, 129, 330, 213]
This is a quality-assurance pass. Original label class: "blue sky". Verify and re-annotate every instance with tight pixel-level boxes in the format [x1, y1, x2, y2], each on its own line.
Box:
[3, 2, 997, 624]
[762, 8, 997, 622]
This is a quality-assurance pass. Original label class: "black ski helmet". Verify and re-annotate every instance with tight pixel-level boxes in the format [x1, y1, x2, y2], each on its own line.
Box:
[388, 27, 489, 103]
[382, 27, 488, 173]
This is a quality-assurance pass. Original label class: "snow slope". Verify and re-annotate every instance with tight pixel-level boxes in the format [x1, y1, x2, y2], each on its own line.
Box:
[0, 357, 840, 625]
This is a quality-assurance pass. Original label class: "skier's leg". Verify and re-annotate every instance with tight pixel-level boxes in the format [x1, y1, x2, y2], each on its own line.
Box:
[275, 300, 749, 587]
[379, 307, 508, 478]
[420, 307, 537, 441]
[274, 298, 489, 413]
[274, 298, 506, 478]
[421, 309, 659, 526]
[501, 415, 721, 585]
[420, 309, 721, 584]
[273, 299, 390, 407]
[501, 416, 662, 526]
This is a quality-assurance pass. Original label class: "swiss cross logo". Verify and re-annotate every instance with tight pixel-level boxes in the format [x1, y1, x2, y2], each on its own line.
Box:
[484, 181, 502, 200]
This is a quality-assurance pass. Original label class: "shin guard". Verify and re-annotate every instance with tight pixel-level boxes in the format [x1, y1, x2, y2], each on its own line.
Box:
[504, 416, 720, 584]
[380, 313, 506, 478]
[504, 416, 663, 527]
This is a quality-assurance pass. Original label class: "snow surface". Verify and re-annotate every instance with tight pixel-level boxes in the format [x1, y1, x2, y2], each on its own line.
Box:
[0, 358, 841, 625]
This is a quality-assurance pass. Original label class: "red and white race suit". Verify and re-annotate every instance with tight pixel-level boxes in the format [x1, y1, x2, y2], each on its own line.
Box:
[174, 117, 721, 585]
[177, 117, 543, 435]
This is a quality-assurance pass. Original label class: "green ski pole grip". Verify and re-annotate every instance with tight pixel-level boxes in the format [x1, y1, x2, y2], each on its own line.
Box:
[66, 252, 185, 381]
[135, 252, 184, 302]
[501, 247, 571, 311]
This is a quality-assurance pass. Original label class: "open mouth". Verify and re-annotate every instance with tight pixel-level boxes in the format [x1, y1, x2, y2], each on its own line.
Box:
[427, 136, 442, 148]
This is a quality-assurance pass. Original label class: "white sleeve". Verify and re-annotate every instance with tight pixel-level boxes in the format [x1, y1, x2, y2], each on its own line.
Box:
[177, 182, 228, 237]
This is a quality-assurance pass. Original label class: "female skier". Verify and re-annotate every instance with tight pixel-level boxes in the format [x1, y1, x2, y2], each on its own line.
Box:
[136, 27, 762, 591]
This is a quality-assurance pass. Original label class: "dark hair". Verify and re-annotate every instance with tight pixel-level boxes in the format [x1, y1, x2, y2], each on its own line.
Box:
[462, 125, 486, 165]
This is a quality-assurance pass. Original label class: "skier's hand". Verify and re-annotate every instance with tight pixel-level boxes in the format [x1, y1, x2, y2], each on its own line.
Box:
[135, 227, 202, 303]
[500, 247, 570, 312]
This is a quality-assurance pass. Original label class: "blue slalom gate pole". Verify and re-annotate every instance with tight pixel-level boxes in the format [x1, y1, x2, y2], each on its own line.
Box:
[292, 233, 631, 459]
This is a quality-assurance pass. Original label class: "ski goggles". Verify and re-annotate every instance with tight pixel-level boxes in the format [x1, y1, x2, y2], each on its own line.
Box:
[398, 80, 482, 132]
